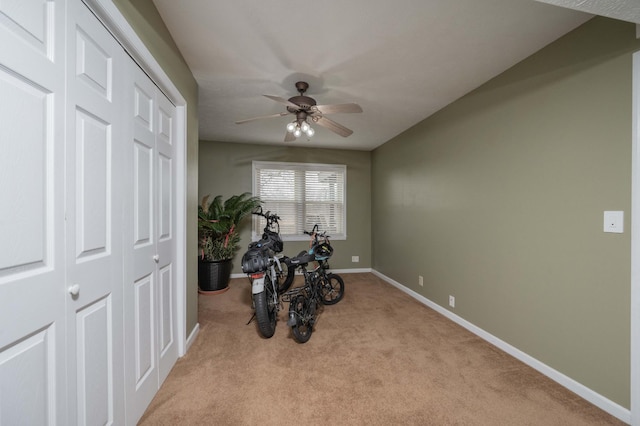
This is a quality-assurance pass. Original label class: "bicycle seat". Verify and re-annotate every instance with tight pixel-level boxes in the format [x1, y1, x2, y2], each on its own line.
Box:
[288, 250, 314, 267]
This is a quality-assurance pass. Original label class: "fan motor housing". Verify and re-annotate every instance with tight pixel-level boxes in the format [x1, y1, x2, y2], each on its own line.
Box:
[287, 95, 316, 112]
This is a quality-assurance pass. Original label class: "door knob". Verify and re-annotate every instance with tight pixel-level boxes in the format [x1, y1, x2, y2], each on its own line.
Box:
[153, 254, 160, 263]
[68, 284, 80, 296]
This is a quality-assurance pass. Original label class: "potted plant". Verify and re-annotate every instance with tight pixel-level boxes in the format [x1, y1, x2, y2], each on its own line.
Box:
[198, 193, 262, 293]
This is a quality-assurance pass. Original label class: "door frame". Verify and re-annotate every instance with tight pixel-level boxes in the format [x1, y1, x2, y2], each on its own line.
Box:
[82, 0, 188, 357]
[632, 50, 640, 424]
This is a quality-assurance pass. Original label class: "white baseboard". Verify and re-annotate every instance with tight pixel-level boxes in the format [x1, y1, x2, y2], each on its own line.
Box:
[330, 268, 372, 274]
[185, 323, 199, 354]
[371, 269, 631, 424]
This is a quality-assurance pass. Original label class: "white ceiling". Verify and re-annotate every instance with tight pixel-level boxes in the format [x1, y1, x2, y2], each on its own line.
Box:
[151, 0, 636, 151]
[536, 0, 640, 24]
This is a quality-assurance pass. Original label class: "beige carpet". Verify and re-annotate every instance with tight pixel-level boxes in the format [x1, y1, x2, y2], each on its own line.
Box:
[139, 273, 624, 425]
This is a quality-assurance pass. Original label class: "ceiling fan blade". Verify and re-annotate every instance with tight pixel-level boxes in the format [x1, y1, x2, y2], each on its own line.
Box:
[235, 111, 289, 124]
[314, 103, 363, 114]
[315, 116, 353, 137]
[263, 95, 301, 110]
[284, 131, 296, 142]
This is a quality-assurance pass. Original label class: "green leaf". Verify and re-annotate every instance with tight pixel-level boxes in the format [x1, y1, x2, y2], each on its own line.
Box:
[198, 193, 262, 260]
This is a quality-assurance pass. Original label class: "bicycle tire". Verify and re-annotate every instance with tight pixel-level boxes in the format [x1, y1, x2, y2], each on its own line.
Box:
[277, 257, 295, 293]
[254, 275, 276, 338]
[290, 294, 312, 343]
[320, 273, 344, 305]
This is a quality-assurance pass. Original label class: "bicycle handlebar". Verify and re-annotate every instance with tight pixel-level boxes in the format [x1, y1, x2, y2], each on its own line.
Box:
[303, 224, 329, 240]
[252, 207, 280, 222]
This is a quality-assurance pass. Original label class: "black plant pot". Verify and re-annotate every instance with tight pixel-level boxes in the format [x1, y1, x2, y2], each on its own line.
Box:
[198, 259, 233, 293]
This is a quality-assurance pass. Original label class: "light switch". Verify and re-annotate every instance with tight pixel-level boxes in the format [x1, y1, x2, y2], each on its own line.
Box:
[604, 211, 624, 233]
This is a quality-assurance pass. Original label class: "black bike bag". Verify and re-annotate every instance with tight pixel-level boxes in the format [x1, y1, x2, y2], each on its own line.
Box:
[241, 249, 270, 274]
[247, 230, 283, 253]
[263, 230, 283, 253]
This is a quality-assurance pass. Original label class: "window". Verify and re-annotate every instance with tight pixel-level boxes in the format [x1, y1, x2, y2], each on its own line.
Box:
[252, 161, 346, 240]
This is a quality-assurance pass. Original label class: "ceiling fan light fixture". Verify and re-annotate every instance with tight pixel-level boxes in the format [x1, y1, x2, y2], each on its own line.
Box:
[237, 81, 362, 142]
[286, 119, 314, 139]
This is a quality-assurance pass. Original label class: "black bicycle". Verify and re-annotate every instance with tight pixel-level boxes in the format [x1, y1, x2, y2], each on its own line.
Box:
[282, 226, 344, 343]
[241, 208, 295, 338]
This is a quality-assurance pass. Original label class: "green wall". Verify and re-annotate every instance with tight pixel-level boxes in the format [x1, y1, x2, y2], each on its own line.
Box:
[112, 0, 200, 337]
[372, 17, 640, 408]
[199, 141, 372, 274]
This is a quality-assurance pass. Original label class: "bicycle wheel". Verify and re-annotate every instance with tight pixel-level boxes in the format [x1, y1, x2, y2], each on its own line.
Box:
[254, 275, 276, 338]
[320, 273, 344, 305]
[290, 294, 312, 343]
[276, 257, 295, 293]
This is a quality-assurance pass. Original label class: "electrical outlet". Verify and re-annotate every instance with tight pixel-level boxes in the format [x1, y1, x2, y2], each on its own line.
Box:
[449, 295, 455, 308]
[604, 211, 624, 233]
[419, 276, 423, 287]
[351, 256, 359, 263]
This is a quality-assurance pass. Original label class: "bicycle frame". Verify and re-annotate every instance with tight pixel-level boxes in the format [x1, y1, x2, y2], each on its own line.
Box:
[283, 264, 322, 322]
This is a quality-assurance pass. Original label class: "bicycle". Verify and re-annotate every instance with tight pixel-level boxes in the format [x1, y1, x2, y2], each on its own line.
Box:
[282, 225, 345, 343]
[241, 208, 295, 338]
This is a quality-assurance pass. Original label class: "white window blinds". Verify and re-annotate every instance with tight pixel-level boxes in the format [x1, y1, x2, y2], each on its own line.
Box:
[252, 161, 346, 240]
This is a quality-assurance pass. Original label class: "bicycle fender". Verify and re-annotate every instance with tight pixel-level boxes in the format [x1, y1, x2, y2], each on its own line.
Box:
[252, 277, 265, 294]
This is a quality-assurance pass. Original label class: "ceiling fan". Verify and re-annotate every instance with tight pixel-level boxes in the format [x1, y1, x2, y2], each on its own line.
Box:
[235, 81, 363, 142]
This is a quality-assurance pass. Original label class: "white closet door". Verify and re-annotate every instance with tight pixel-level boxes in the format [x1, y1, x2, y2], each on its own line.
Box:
[0, 1, 67, 425]
[65, 2, 125, 424]
[155, 90, 178, 383]
[124, 64, 178, 425]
